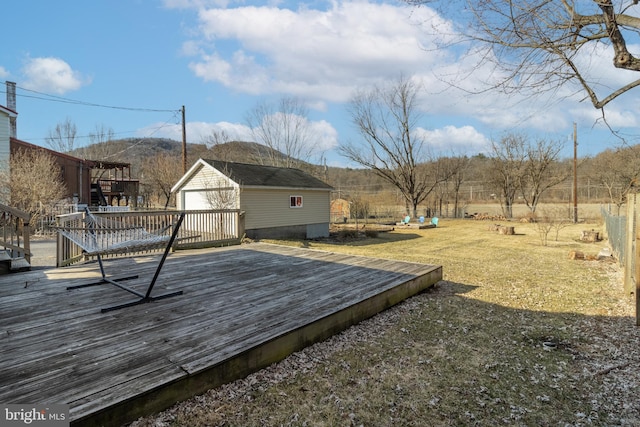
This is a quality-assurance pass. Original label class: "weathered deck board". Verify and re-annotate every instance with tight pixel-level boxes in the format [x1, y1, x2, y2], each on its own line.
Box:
[0, 242, 441, 426]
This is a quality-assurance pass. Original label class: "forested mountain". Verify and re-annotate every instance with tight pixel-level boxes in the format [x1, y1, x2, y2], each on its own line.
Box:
[71, 138, 261, 171]
[72, 137, 389, 192]
[70, 137, 181, 171]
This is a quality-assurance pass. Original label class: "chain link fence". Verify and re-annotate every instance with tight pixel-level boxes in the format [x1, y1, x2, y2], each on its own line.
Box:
[602, 205, 627, 265]
[601, 194, 639, 297]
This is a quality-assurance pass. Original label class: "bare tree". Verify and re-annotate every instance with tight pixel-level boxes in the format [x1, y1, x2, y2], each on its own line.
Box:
[489, 134, 527, 218]
[520, 138, 569, 213]
[0, 160, 10, 205]
[0, 148, 67, 223]
[204, 185, 238, 210]
[201, 130, 237, 162]
[246, 97, 318, 168]
[202, 165, 239, 210]
[340, 76, 451, 217]
[533, 210, 555, 246]
[490, 134, 569, 216]
[77, 124, 116, 160]
[45, 118, 77, 153]
[88, 124, 115, 146]
[202, 130, 231, 149]
[140, 153, 183, 208]
[547, 206, 573, 241]
[587, 145, 640, 213]
[408, 0, 640, 120]
[433, 156, 470, 218]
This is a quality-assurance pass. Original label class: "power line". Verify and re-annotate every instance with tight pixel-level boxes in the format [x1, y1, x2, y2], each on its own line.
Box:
[0, 81, 183, 150]
[0, 82, 178, 113]
[99, 113, 183, 160]
[8, 109, 181, 145]
[21, 128, 148, 143]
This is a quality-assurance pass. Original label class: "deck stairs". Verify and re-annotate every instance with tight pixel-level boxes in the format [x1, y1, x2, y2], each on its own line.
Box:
[0, 203, 32, 275]
[91, 183, 108, 206]
[0, 251, 30, 274]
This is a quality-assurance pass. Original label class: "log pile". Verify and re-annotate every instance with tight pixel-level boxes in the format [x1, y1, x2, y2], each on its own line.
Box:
[471, 212, 507, 221]
[569, 248, 615, 262]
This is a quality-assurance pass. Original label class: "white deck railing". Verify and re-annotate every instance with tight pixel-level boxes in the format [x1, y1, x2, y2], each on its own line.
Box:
[56, 209, 244, 267]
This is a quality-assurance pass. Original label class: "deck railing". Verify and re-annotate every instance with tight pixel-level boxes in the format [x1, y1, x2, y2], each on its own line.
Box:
[0, 203, 31, 264]
[56, 209, 245, 267]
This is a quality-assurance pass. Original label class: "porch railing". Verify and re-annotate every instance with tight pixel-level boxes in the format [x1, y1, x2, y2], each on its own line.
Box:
[0, 203, 31, 264]
[56, 209, 244, 267]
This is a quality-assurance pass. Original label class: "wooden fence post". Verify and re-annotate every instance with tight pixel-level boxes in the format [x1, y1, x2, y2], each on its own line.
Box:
[631, 193, 640, 326]
[625, 194, 635, 295]
[22, 218, 31, 264]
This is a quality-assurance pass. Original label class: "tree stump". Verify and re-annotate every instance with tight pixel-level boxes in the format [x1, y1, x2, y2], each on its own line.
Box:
[580, 230, 600, 242]
[498, 226, 515, 235]
[569, 250, 585, 260]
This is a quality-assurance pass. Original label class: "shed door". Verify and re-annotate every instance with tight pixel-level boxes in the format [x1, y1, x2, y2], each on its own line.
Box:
[183, 190, 213, 210]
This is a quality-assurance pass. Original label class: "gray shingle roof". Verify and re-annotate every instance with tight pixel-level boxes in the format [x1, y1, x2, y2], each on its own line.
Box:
[202, 160, 333, 190]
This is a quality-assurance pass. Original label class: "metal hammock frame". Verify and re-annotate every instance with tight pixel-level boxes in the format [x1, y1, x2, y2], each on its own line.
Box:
[57, 209, 185, 313]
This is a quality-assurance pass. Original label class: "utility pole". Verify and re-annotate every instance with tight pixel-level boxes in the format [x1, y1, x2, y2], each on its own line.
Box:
[573, 122, 578, 223]
[181, 106, 187, 175]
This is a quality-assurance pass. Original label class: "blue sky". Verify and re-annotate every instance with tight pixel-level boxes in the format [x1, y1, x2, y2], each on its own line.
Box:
[1, 0, 639, 167]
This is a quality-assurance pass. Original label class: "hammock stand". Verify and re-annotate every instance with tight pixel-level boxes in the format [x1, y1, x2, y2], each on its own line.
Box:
[57, 209, 185, 313]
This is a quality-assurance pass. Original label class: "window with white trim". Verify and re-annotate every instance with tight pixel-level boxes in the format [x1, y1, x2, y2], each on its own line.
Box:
[290, 195, 303, 208]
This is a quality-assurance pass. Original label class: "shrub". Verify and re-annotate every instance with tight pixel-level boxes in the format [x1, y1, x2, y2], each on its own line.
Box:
[337, 229, 359, 240]
[364, 229, 379, 238]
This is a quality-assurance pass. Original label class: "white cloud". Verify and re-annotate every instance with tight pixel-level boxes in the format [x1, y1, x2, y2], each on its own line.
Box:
[190, 51, 270, 95]
[179, 1, 582, 141]
[0, 66, 9, 80]
[185, 1, 449, 101]
[191, 120, 254, 142]
[180, 40, 203, 57]
[569, 103, 639, 130]
[308, 119, 338, 152]
[21, 57, 88, 94]
[208, 121, 254, 141]
[417, 125, 490, 155]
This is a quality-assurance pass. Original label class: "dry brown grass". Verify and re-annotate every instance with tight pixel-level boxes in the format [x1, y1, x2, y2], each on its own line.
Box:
[131, 217, 639, 427]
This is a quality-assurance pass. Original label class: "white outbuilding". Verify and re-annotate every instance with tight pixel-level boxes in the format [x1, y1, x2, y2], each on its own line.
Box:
[171, 159, 333, 239]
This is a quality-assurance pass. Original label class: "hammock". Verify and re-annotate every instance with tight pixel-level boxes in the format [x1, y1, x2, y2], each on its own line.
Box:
[56, 209, 185, 313]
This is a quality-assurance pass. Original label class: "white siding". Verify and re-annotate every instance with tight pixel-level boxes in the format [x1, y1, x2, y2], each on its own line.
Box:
[181, 165, 236, 190]
[0, 110, 10, 172]
[177, 165, 240, 210]
[241, 189, 330, 229]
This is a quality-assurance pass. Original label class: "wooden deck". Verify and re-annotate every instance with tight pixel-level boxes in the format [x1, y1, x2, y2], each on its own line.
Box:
[0, 243, 442, 427]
